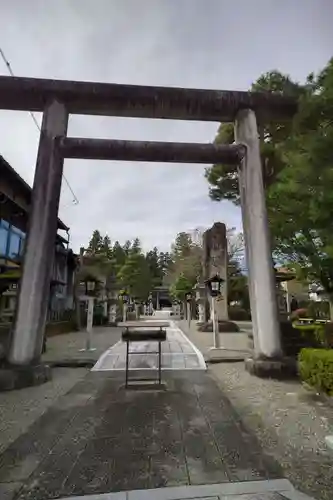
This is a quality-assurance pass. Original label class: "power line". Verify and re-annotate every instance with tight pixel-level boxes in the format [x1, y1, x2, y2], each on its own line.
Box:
[0, 47, 79, 205]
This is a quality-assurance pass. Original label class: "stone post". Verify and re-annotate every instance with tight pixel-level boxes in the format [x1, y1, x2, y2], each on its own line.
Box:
[234, 109, 282, 360]
[194, 282, 206, 324]
[203, 223, 228, 321]
[108, 303, 117, 324]
[122, 302, 127, 323]
[9, 101, 68, 366]
[198, 302, 205, 324]
[86, 297, 94, 348]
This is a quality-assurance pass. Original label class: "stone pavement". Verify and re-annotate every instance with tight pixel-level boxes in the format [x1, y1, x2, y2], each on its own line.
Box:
[0, 370, 286, 500]
[180, 320, 333, 500]
[0, 317, 317, 500]
[92, 321, 206, 371]
[58, 481, 313, 500]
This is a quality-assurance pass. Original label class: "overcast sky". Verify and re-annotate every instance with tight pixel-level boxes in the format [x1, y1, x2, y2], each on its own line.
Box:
[0, 0, 332, 252]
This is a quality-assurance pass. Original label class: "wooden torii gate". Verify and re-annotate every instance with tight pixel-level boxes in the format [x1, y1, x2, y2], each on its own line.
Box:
[0, 76, 297, 375]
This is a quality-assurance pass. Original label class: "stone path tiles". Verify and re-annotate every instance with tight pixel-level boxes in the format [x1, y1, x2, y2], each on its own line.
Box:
[1, 371, 285, 500]
[56, 478, 313, 500]
[92, 322, 206, 372]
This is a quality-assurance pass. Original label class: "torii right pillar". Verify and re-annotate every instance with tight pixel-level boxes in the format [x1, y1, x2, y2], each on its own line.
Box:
[235, 109, 293, 377]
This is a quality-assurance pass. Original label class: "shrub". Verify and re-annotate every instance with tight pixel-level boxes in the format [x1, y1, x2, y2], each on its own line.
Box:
[290, 308, 308, 321]
[197, 320, 240, 333]
[279, 321, 321, 357]
[294, 323, 324, 343]
[45, 319, 78, 337]
[323, 322, 333, 347]
[307, 300, 330, 320]
[228, 306, 251, 321]
[298, 348, 333, 395]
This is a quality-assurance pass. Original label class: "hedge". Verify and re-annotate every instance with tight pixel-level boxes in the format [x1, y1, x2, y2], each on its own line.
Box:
[228, 306, 251, 321]
[292, 322, 333, 348]
[197, 320, 240, 333]
[45, 320, 77, 337]
[298, 348, 333, 396]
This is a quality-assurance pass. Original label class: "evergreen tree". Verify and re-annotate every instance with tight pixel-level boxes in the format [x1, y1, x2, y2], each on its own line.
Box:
[87, 230, 103, 255]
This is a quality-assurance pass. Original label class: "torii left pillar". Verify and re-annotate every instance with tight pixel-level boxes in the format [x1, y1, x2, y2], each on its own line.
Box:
[8, 100, 68, 371]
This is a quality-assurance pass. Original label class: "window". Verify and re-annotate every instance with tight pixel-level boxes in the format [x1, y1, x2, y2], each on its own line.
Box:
[0, 220, 26, 259]
[8, 232, 21, 258]
[0, 220, 9, 256]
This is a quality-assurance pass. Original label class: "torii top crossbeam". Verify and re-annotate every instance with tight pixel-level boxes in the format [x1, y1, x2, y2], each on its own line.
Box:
[0, 75, 297, 121]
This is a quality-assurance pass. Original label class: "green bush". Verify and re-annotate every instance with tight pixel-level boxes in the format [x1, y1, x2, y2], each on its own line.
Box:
[279, 321, 321, 357]
[45, 319, 77, 337]
[290, 308, 308, 321]
[292, 322, 333, 347]
[298, 348, 333, 395]
[293, 323, 324, 342]
[228, 306, 251, 321]
[323, 322, 333, 347]
[198, 320, 240, 333]
[307, 300, 330, 320]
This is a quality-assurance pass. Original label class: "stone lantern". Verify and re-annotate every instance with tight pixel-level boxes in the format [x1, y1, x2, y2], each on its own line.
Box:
[273, 266, 296, 320]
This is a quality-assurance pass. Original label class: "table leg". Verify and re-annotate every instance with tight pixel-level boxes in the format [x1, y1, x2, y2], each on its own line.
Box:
[125, 340, 129, 388]
[158, 340, 162, 384]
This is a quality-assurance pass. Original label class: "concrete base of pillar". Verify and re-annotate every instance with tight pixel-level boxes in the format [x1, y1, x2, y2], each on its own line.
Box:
[245, 356, 297, 379]
[0, 363, 52, 391]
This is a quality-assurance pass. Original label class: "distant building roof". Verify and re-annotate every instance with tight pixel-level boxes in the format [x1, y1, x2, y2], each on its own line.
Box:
[0, 154, 68, 231]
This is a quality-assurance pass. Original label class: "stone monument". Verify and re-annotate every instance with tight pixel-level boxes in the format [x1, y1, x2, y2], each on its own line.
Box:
[202, 222, 228, 321]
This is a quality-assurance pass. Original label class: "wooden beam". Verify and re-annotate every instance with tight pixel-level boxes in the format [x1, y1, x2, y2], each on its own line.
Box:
[0, 75, 298, 121]
[59, 138, 246, 164]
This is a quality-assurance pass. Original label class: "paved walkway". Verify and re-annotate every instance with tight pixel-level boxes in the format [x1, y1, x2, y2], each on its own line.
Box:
[55, 484, 313, 500]
[1, 370, 287, 500]
[92, 320, 206, 371]
[0, 316, 316, 499]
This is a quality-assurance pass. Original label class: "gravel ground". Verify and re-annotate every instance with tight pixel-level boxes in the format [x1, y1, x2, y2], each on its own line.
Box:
[0, 367, 88, 453]
[180, 320, 333, 500]
[0, 326, 122, 455]
[42, 325, 123, 363]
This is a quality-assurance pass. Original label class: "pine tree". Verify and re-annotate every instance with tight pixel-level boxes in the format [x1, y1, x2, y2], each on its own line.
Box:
[87, 230, 103, 255]
[101, 235, 112, 260]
